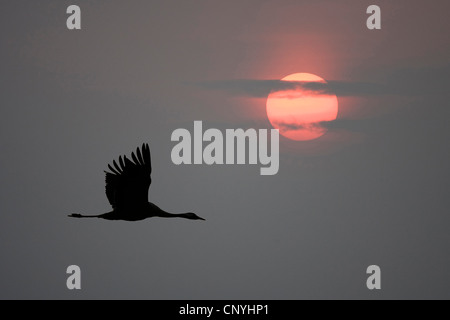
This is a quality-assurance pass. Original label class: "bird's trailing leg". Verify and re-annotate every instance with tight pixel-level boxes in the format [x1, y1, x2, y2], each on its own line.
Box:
[68, 213, 100, 218]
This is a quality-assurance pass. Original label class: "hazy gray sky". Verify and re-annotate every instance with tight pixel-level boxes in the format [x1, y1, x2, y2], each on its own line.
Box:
[1, 0, 450, 299]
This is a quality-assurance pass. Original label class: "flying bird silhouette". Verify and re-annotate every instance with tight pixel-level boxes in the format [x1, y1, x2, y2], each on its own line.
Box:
[69, 143, 205, 222]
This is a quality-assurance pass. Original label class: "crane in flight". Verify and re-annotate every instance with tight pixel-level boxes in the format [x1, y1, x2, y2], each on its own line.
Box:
[69, 143, 205, 222]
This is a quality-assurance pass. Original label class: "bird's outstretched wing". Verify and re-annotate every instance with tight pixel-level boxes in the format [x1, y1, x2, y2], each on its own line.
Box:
[104, 143, 152, 209]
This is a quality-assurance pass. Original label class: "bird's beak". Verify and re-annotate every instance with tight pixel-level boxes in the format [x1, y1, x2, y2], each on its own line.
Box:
[199, 217, 206, 221]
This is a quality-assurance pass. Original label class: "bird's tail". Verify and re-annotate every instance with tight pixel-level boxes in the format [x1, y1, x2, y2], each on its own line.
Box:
[68, 213, 100, 218]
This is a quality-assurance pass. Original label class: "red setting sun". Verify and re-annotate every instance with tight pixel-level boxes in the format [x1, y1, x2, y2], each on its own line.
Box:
[266, 73, 338, 141]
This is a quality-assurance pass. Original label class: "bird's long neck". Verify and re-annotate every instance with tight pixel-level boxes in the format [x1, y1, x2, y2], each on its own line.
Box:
[156, 211, 190, 219]
[149, 203, 191, 219]
[148, 202, 187, 219]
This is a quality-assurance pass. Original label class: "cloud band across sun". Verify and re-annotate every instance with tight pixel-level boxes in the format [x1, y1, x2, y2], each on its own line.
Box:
[195, 65, 450, 98]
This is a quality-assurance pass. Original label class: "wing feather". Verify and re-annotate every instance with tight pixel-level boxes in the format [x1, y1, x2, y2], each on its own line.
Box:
[124, 155, 134, 167]
[104, 144, 152, 209]
[108, 164, 121, 175]
[143, 143, 152, 173]
[131, 152, 139, 165]
[113, 160, 122, 174]
[119, 156, 125, 171]
[136, 147, 144, 165]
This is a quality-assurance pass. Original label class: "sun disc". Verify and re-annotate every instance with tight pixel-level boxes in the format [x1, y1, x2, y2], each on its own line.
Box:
[266, 73, 338, 141]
